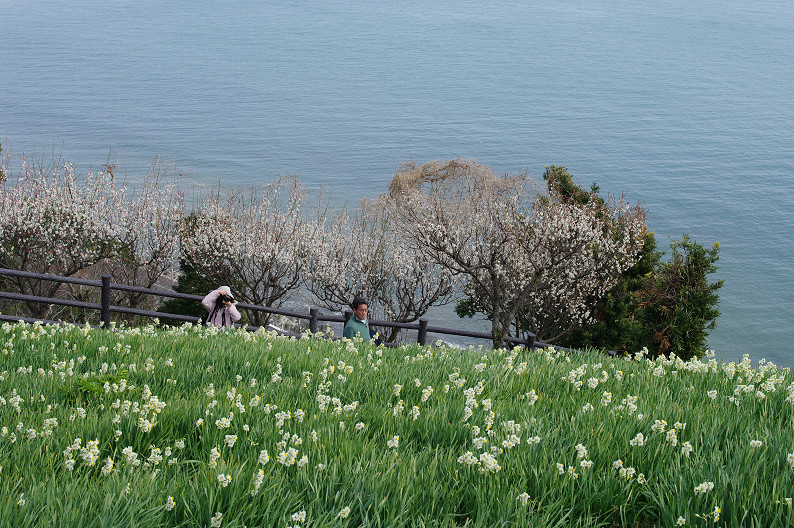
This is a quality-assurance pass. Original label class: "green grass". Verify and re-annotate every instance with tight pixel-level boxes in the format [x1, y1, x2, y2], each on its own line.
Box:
[0, 321, 792, 527]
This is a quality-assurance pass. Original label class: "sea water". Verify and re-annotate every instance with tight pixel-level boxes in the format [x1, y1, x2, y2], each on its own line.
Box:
[2, 0, 792, 365]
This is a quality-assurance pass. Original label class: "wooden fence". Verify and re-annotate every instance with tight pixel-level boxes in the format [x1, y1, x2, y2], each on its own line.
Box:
[0, 267, 545, 350]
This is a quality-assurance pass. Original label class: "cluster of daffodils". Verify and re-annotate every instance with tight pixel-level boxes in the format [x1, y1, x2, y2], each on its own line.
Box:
[460, 380, 486, 423]
[387, 436, 400, 449]
[453, 375, 539, 474]
[137, 385, 167, 433]
[249, 449, 272, 496]
[694, 481, 715, 495]
[627, 420, 688, 453]
[62, 438, 99, 471]
[564, 365, 588, 390]
[612, 459, 646, 484]
[556, 462, 579, 479]
[523, 389, 539, 406]
[553, 443, 596, 480]
[614, 394, 639, 416]
[276, 432, 308, 468]
[574, 443, 593, 470]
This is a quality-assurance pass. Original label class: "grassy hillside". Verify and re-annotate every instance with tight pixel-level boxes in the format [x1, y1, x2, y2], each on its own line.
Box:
[0, 321, 791, 527]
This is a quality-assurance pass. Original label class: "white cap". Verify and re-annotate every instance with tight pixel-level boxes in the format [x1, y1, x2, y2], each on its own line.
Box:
[219, 286, 232, 297]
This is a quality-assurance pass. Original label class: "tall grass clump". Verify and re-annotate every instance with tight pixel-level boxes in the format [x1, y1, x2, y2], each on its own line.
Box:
[0, 321, 791, 527]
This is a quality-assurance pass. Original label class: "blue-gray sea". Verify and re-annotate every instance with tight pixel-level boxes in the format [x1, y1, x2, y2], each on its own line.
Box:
[2, 0, 793, 366]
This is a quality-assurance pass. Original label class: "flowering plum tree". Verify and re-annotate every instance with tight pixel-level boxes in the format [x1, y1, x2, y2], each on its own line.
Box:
[103, 157, 185, 310]
[508, 188, 647, 342]
[303, 206, 389, 319]
[0, 153, 123, 318]
[182, 177, 318, 326]
[385, 159, 647, 347]
[303, 199, 456, 342]
[0, 142, 8, 184]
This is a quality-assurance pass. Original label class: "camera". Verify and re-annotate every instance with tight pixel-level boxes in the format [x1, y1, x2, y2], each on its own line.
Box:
[216, 294, 233, 306]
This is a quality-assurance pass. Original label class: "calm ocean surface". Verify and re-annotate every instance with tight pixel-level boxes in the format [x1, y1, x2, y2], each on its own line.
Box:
[2, 0, 793, 365]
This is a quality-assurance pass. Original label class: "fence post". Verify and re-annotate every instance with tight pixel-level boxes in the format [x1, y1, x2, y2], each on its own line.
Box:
[526, 333, 535, 350]
[309, 307, 319, 334]
[417, 318, 428, 346]
[101, 275, 112, 328]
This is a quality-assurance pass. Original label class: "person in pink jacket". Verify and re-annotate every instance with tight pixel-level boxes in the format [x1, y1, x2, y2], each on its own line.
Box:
[202, 286, 242, 329]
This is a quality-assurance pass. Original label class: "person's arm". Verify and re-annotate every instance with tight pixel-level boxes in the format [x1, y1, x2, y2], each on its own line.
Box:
[202, 290, 221, 312]
[228, 303, 242, 323]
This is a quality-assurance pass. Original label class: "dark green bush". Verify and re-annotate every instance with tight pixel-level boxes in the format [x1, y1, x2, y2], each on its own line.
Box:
[157, 258, 214, 323]
[634, 234, 723, 359]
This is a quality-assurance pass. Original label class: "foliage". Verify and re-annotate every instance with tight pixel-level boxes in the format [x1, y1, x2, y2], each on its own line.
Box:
[635, 234, 723, 359]
[532, 170, 723, 360]
[542, 164, 601, 206]
[555, 231, 661, 353]
[181, 177, 320, 327]
[0, 321, 792, 527]
[157, 257, 216, 323]
[0, 153, 123, 319]
[0, 148, 720, 358]
[303, 199, 456, 342]
[0, 142, 7, 184]
[101, 156, 185, 310]
[558, 232, 722, 360]
[60, 370, 134, 403]
[392, 159, 646, 346]
[0, 152, 186, 320]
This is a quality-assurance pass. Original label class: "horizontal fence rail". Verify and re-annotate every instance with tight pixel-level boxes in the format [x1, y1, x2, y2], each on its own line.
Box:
[0, 267, 555, 351]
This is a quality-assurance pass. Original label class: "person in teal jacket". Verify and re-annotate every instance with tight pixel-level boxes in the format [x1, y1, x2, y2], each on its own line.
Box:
[343, 297, 371, 341]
